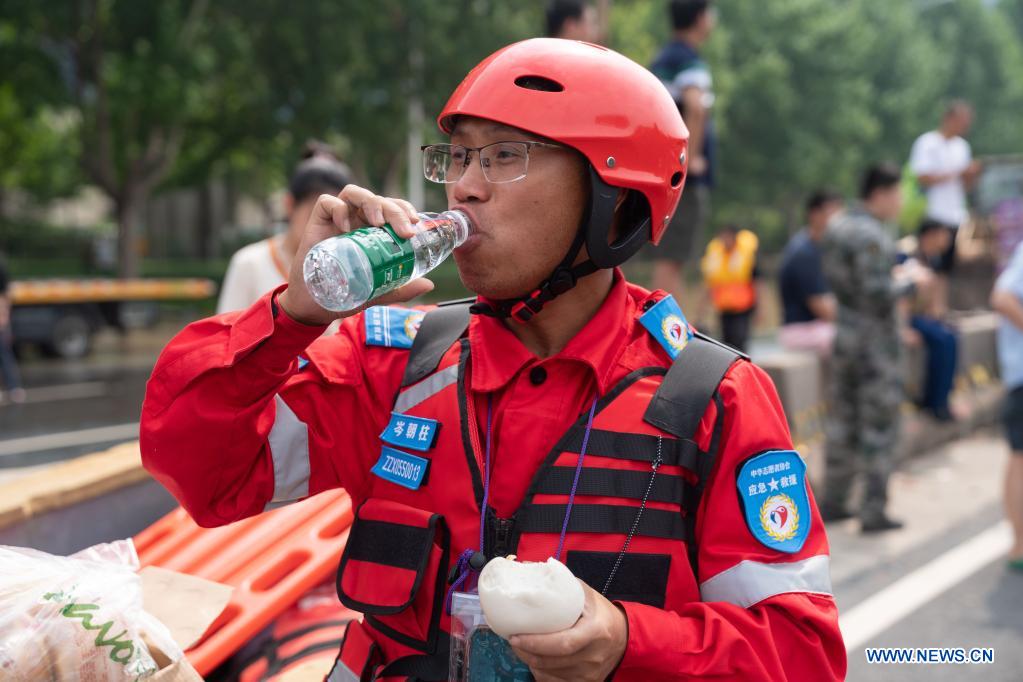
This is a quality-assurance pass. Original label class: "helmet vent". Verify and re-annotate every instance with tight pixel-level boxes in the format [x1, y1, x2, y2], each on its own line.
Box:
[671, 171, 684, 187]
[514, 75, 564, 93]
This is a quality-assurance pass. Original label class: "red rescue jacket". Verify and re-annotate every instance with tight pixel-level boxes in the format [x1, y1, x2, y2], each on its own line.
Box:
[141, 272, 846, 681]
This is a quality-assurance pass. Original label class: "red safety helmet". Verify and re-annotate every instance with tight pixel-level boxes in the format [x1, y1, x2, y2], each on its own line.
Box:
[439, 38, 689, 321]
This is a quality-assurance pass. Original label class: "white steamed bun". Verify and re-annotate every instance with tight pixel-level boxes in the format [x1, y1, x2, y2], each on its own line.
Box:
[477, 556, 585, 638]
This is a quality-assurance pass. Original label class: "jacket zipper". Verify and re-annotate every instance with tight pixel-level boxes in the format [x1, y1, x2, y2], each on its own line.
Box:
[492, 517, 515, 559]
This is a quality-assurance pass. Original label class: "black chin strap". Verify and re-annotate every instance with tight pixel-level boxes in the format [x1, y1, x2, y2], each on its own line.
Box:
[469, 166, 649, 324]
[469, 226, 599, 323]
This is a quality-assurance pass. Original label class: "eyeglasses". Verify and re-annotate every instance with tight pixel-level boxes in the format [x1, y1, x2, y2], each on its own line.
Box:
[421, 141, 563, 184]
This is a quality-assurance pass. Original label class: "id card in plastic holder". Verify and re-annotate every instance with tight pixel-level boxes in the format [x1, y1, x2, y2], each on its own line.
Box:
[448, 591, 534, 682]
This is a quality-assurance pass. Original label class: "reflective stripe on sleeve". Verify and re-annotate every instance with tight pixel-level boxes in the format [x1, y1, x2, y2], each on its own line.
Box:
[326, 661, 361, 682]
[264, 394, 311, 511]
[394, 363, 459, 412]
[699, 554, 833, 609]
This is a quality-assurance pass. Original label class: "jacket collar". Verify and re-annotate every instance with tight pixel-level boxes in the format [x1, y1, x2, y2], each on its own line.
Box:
[468, 269, 636, 394]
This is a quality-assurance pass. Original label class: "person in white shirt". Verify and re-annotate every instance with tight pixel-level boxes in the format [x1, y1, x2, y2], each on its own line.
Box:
[908, 100, 982, 274]
[217, 142, 351, 313]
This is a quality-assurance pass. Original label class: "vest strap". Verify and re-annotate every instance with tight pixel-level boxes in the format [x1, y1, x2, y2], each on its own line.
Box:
[560, 427, 700, 470]
[401, 300, 473, 388]
[376, 632, 450, 681]
[520, 503, 689, 541]
[644, 333, 746, 578]
[536, 465, 688, 504]
[684, 393, 726, 576]
[643, 333, 746, 439]
[565, 550, 671, 609]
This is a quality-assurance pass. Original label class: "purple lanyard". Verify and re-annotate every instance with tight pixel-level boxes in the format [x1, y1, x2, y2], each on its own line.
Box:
[445, 393, 599, 612]
[555, 397, 598, 561]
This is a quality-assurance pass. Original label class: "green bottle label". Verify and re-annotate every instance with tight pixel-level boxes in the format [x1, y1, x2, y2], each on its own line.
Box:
[346, 225, 417, 298]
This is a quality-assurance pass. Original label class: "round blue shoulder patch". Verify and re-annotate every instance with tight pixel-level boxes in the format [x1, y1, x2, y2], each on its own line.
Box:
[736, 450, 811, 554]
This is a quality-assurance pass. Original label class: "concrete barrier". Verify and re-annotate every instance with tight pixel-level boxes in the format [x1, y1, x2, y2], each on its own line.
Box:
[756, 351, 828, 486]
[0, 442, 177, 555]
[755, 312, 1004, 490]
[954, 312, 1001, 385]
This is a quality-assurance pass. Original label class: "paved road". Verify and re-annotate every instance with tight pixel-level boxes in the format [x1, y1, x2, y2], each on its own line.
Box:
[1, 327, 1020, 680]
[831, 433, 1023, 680]
[0, 326, 166, 471]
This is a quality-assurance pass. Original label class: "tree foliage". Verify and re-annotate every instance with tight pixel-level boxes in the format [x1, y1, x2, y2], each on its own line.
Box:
[3, 0, 1023, 269]
[611, 0, 1023, 247]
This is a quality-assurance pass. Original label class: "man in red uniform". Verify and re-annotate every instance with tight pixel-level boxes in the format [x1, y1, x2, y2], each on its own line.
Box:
[141, 39, 845, 681]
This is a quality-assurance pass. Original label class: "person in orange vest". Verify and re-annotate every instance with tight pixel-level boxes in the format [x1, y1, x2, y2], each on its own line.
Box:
[700, 224, 760, 351]
[140, 39, 844, 681]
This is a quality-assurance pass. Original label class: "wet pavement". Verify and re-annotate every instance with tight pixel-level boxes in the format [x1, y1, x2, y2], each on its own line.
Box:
[830, 432, 1023, 680]
[0, 322, 176, 468]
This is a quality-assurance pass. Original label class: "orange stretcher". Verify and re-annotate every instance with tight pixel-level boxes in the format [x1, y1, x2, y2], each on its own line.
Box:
[134, 490, 353, 676]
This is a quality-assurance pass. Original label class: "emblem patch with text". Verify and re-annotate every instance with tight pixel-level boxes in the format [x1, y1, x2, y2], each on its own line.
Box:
[364, 306, 425, 349]
[736, 450, 811, 553]
[639, 295, 692, 359]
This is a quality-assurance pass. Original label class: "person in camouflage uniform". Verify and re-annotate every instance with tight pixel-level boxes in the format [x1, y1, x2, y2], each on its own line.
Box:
[821, 163, 921, 533]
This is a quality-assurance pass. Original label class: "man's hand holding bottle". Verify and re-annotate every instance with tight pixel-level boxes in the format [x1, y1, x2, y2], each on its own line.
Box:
[277, 186, 433, 326]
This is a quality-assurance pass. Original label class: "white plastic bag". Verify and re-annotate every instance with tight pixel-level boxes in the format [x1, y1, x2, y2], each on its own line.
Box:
[0, 539, 183, 681]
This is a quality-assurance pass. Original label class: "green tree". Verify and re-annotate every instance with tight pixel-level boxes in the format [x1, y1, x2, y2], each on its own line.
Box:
[0, 86, 82, 210]
[0, 16, 82, 210]
[225, 0, 540, 195]
[7, 0, 262, 277]
[917, 0, 1023, 156]
[7, 0, 1022, 274]
[4, 0, 542, 272]
[1003, 0, 1023, 36]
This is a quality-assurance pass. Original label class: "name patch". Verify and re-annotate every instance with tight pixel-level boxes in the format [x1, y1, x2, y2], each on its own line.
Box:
[372, 446, 429, 490]
[380, 412, 440, 452]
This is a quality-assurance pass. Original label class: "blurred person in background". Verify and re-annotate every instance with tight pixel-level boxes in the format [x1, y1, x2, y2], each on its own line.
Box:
[821, 163, 927, 533]
[991, 240, 1023, 570]
[898, 219, 958, 422]
[217, 141, 351, 313]
[545, 0, 600, 42]
[700, 223, 760, 352]
[648, 0, 717, 303]
[0, 252, 25, 405]
[778, 189, 844, 355]
[908, 100, 982, 313]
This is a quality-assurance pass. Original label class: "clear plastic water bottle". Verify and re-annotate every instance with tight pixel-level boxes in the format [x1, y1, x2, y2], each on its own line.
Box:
[303, 209, 472, 312]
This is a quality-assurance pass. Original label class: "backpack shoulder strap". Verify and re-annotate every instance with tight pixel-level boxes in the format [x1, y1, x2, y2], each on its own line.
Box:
[401, 299, 473, 388]
[643, 332, 747, 577]
[643, 332, 747, 439]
